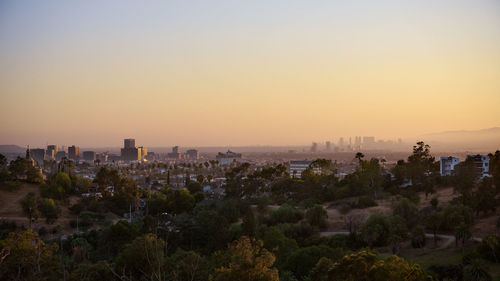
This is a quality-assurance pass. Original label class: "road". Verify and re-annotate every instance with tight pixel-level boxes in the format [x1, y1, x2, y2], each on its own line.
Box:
[319, 231, 482, 249]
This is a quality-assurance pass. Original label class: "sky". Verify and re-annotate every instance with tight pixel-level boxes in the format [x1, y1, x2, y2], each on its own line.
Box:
[1, 0, 499, 147]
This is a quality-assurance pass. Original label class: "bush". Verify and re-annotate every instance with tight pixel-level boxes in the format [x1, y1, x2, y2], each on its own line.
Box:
[338, 204, 351, 215]
[361, 213, 391, 247]
[305, 205, 328, 230]
[268, 204, 304, 225]
[51, 225, 62, 234]
[411, 226, 426, 248]
[393, 198, 418, 228]
[283, 245, 339, 279]
[354, 196, 377, 209]
[301, 198, 319, 209]
[0, 221, 17, 239]
[38, 226, 48, 236]
[257, 196, 271, 213]
[400, 189, 420, 204]
[38, 198, 58, 224]
[428, 264, 463, 281]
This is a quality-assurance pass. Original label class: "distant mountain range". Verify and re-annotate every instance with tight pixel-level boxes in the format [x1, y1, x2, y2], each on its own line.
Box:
[0, 145, 25, 154]
[421, 127, 500, 152]
[424, 127, 500, 137]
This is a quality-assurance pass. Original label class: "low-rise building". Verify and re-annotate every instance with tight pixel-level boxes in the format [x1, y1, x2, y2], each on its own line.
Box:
[440, 156, 460, 176]
[186, 149, 199, 160]
[216, 150, 242, 165]
[82, 151, 96, 162]
[289, 160, 321, 178]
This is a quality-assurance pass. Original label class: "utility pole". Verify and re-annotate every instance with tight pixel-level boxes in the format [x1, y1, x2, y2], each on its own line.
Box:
[129, 202, 132, 223]
[60, 236, 66, 281]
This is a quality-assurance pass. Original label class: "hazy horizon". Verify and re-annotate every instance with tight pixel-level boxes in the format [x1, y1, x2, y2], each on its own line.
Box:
[1, 0, 500, 147]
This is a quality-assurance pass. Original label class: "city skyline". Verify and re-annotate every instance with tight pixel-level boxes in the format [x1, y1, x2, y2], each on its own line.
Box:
[1, 0, 500, 147]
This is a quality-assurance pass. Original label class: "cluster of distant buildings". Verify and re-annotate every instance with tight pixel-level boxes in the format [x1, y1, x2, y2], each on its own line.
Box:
[25, 138, 250, 166]
[27, 138, 150, 164]
[166, 146, 199, 160]
[309, 136, 403, 153]
[440, 154, 491, 178]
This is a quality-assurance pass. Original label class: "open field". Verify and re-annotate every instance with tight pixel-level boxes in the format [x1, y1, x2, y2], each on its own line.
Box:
[0, 183, 78, 237]
[321, 186, 499, 238]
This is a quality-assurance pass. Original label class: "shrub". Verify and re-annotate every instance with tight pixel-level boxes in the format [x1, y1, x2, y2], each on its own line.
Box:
[268, 204, 304, 225]
[305, 205, 328, 230]
[257, 196, 271, 213]
[338, 204, 351, 215]
[38, 198, 58, 224]
[354, 196, 377, 209]
[361, 213, 391, 247]
[411, 226, 426, 248]
[400, 189, 420, 204]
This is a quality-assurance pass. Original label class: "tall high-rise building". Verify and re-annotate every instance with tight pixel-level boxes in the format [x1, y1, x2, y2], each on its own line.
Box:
[338, 137, 345, 148]
[186, 149, 199, 160]
[363, 136, 375, 145]
[55, 151, 67, 161]
[68, 145, 79, 160]
[124, 138, 135, 149]
[311, 142, 318, 153]
[46, 145, 57, 160]
[121, 138, 140, 161]
[83, 151, 96, 162]
[30, 148, 45, 163]
[325, 141, 331, 151]
[139, 146, 148, 161]
[168, 146, 181, 159]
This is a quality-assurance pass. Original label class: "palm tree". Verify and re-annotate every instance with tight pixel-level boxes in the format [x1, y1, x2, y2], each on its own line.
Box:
[463, 259, 492, 281]
[355, 152, 365, 163]
[484, 235, 499, 263]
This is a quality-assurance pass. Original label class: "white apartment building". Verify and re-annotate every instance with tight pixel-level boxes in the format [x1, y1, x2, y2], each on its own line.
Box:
[440, 156, 460, 176]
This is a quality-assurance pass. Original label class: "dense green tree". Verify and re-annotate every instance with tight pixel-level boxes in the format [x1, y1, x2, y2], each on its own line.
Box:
[262, 226, 298, 268]
[115, 233, 166, 280]
[167, 250, 210, 281]
[267, 204, 303, 225]
[406, 141, 436, 186]
[0, 230, 60, 280]
[283, 245, 338, 279]
[187, 181, 203, 194]
[167, 188, 195, 214]
[38, 198, 59, 224]
[212, 236, 279, 281]
[69, 261, 114, 281]
[242, 209, 256, 237]
[305, 204, 328, 230]
[309, 257, 333, 281]
[441, 204, 474, 247]
[473, 178, 497, 216]
[327, 250, 430, 281]
[453, 158, 477, 204]
[362, 213, 392, 247]
[99, 220, 139, 257]
[52, 172, 72, 193]
[393, 197, 418, 228]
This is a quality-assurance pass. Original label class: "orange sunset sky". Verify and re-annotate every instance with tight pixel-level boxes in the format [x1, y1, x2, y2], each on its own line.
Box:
[1, 0, 499, 147]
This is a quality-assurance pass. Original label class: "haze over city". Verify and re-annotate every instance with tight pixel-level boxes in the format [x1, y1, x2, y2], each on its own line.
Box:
[1, 0, 500, 147]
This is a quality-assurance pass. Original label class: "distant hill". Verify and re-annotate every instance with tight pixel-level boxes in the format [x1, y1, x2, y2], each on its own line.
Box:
[0, 145, 25, 154]
[421, 127, 500, 152]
